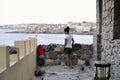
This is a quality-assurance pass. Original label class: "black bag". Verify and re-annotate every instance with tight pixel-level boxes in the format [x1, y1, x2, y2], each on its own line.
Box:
[34, 70, 45, 77]
[9, 47, 17, 54]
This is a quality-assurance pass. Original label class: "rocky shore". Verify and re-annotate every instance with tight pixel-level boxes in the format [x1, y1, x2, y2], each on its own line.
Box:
[36, 43, 93, 66]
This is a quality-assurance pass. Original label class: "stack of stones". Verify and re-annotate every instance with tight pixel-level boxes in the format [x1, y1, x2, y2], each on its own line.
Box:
[39, 43, 93, 66]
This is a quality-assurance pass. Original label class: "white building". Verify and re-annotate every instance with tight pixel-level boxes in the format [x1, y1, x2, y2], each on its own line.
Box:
[75, 26, 84, 32]
[83, 26, 91, 32]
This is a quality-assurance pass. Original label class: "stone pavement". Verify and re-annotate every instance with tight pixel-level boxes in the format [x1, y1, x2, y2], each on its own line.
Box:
[33, 65, 95, 80]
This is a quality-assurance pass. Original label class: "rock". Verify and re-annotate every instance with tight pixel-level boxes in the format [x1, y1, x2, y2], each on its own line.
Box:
[72, 57, 78, 66]
[81, 44, 90, 50]
[77, 59, 85, 66]
[61, 61, 65, 66]
[74, 49, 84, 58]
[85, 60, 90, 66]
[45, 44, 57, 52]
[54, 46, 62, 52]
[47, 51, 58, 59]
[54, 59, 61, 65]
[45, 59, 54, 66]
[73, 43, 82, 51]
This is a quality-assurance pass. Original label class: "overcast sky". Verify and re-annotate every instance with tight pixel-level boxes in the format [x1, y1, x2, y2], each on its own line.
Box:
[0, 0, 96, 25]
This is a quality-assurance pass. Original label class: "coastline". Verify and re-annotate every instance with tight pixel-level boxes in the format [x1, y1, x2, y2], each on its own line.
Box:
[5, 31, 94, 35]
[0, 28, 93, 45]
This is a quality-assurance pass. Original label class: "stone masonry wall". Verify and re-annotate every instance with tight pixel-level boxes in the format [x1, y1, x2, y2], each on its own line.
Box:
[98, 0, 120, 80]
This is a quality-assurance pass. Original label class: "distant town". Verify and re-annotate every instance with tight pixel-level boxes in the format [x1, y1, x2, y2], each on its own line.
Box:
[0, 21, 96, 35]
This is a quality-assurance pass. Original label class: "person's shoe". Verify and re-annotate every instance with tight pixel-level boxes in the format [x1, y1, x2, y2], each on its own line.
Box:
[69, 66, 73, 69]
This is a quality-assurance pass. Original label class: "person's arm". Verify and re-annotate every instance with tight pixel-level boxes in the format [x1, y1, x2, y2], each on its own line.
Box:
[72, 38, 74, 44]
[72, 37, 74, 49]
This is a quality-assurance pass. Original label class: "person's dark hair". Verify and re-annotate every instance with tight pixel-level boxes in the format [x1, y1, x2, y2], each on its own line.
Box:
[64, 26, 70, 32]
[38, 45, 41, 48]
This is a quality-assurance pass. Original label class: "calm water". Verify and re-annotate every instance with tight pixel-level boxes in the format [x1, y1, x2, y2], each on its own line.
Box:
[0, 29, 93, 46]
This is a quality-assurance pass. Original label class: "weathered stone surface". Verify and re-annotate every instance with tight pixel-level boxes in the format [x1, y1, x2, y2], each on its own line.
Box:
[45, 44, 57, 52]
[77, 59, 85, 66]
[95, 0, 120, 79]
[54, 46, 63, 52]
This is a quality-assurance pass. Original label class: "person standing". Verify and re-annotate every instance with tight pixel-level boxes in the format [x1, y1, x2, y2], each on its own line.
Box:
[64, 26, 74, 68]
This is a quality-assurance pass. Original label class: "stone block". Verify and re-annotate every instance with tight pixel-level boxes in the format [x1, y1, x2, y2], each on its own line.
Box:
[77, 59, 85, 66]
[45, 59, 54, 66]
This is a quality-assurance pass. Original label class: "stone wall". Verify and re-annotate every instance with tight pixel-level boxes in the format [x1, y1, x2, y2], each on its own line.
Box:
[96, 0, 120, 80]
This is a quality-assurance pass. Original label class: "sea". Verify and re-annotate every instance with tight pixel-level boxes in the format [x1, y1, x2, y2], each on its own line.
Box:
[0, 29, 93, 46]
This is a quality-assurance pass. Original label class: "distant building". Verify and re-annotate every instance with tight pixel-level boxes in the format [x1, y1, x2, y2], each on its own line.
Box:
[75, 26, 84, 32]
[83, 26, 91, 32]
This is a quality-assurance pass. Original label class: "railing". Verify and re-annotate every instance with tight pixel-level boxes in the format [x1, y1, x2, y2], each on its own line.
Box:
[0, 38, 37, 73]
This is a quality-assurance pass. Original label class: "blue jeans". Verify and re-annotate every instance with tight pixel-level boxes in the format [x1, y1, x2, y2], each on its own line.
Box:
[39, 55, 45, 60]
